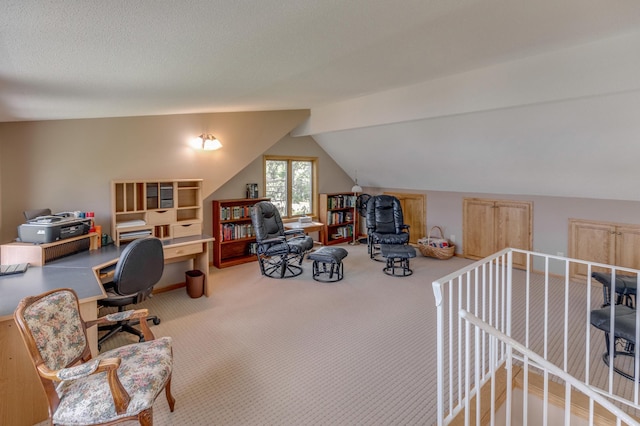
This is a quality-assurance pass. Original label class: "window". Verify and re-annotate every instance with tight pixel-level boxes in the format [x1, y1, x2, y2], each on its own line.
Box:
[264, 156, 317, 218]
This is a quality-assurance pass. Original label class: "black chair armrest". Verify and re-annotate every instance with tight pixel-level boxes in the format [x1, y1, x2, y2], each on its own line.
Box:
[284, 229, 305, 236]
[260, 236, 286, 245]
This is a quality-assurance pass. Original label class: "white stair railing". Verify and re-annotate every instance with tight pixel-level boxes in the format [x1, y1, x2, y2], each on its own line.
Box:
[460, 309, 639, 426]
[432, 248, 640, 425]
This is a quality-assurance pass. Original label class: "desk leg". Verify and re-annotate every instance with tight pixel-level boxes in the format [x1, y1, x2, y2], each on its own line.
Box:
[195, 241, 212, 297]
[0, 301, 99, 426]
[0, 319, 49, 426]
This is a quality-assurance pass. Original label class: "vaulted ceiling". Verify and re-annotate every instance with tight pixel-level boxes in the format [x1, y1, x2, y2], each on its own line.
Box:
[3, 0, 640, 200]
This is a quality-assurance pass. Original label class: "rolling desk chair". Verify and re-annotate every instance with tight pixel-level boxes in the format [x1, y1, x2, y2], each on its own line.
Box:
[98, 237, 164, 350]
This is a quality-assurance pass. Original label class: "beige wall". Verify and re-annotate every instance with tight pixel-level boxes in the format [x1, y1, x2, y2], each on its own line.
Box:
[0, 110, 309, 243]
[5, 107, 639, 277]
[208, 133, 355, 214]
[366, 186, 640, 274]
[206, 134, 356, 244]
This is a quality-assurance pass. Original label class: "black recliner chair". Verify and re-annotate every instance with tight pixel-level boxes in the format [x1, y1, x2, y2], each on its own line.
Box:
[366, 195, 410, 260]
[97, 237, 164, 350]
[250, 201, 314, 278]
[590, 271, 639, 380]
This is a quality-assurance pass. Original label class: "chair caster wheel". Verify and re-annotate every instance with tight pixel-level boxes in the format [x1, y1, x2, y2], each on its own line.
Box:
[153, 318, 161, 325]
[139, 336, 145, 343]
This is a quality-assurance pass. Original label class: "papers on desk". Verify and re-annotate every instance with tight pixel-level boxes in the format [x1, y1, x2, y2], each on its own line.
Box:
[119, 230, 152, 239]
[286, 221, 322, 229]
[116, 219, 147, 228]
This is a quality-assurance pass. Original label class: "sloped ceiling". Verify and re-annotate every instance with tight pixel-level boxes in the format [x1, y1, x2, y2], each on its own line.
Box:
[306, 31, 640, 201]
[2, 1, 640, 200]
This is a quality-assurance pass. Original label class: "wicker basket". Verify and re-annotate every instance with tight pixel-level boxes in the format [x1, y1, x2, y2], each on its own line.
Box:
[418, 226, 455, 260]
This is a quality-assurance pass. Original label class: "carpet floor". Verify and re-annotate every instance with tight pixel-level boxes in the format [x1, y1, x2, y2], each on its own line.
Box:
[96, 244, 473, 425]
[46, 243, 637, 425]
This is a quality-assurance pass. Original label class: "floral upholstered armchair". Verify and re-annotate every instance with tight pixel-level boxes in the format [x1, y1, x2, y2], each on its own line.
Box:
[13, 288, 175, 426]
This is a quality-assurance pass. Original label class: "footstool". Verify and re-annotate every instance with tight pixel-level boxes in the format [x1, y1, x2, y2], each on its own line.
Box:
[380, 244, 416, 277]
[307, 246, 348, 282]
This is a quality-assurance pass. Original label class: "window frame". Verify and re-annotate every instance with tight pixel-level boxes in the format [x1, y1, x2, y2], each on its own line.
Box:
[263, 155, 318, 220]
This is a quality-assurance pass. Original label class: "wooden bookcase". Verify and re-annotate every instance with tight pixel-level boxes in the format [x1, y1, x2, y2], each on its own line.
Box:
[319, 192, 356, 245]
[212, 198, 269, 268]
[111, 179, 203, 246]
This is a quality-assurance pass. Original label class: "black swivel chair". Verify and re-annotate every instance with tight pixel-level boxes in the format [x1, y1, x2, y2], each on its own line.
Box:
[98, 237, 164, 350]
[590, 271, 638, 380]
[250, 201, 314, 278]
[366, 195, 410, 260]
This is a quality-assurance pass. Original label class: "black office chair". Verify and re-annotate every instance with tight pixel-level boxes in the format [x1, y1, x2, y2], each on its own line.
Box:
[366, 195, 410, 260]
[98, 237, 164, 350]
[250, 201, 314, 278]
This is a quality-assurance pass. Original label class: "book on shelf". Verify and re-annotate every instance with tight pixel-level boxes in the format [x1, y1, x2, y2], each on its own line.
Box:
[219, 223, 255, 241]
[248, 242, 258, 255]
[246, 183, 259, 199]
[332, 224, 353, 239]
[326, 210, 354, 225]
[219, 205, 254, 220]
[327, 194, 355, 209]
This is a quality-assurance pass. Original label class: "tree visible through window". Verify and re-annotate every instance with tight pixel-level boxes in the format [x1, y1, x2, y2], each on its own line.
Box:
[264, 156, 316, 218]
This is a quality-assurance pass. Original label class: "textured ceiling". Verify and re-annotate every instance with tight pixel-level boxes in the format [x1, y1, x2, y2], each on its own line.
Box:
[2, 0, 640, 123]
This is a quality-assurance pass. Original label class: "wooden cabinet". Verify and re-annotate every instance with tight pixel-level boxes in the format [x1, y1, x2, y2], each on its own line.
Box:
[319, 193, 356, 245]
[569, 219, 640, 280]
[212, 198, 269, 268]
[111, 179, 203, 246]
[463, 198, 533, 268]
[383, 192, 426, 244]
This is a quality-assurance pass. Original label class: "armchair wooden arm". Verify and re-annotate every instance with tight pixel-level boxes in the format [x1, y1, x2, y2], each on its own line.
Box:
[14, 288, 175, 425]
[36, 357, 131, 415]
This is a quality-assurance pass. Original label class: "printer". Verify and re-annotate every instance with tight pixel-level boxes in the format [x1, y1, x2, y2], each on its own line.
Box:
[18, 209, 91, 244]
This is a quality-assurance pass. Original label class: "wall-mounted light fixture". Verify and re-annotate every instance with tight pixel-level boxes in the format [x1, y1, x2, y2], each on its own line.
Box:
[191, 133, 222, 150]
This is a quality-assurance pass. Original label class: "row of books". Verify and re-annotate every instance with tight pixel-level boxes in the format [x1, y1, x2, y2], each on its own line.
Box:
[326, 195, 355, 209]
[220, 205, 254, 220]
[220, 223, 255, 241]
[326, 210, 353, 225]
[329, 224, 353, 240]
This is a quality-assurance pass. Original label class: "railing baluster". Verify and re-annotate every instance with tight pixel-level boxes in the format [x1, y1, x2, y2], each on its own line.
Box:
[433, 248, 640, 425]
[635, 269, 640, 406]
[458, 276, 463, 408]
